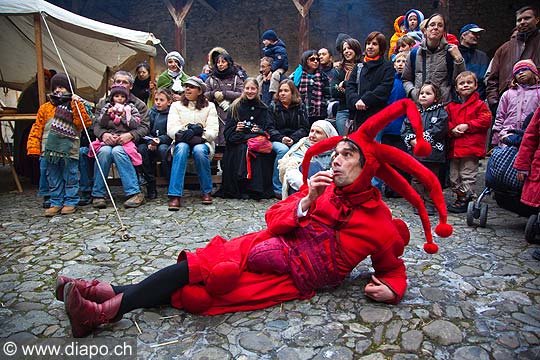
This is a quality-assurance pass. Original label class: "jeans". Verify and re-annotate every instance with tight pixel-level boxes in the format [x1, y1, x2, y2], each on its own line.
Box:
[272, 141, 290, 195]
[168, 143, 212, 197]
[79, 147, 93, 194]
[371, 131, 383, 190]
[335, 109, 349, 136]
[38, 157, 50, 197]
[46, 158, 79, 207]
[138, 143, 170, 183]
[91, 145, 140, 198]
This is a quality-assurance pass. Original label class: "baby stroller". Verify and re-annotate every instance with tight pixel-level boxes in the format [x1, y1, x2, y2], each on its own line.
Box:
[467, 125, 540, 243]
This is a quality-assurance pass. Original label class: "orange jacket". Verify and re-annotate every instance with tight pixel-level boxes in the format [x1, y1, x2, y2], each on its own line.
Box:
[27, 100, 91, 156]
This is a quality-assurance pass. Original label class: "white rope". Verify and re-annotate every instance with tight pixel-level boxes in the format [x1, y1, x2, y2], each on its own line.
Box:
[40, 12, 128, 234]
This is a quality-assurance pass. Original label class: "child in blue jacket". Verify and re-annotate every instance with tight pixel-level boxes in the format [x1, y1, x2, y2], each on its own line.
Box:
[262, 29, 289, 96]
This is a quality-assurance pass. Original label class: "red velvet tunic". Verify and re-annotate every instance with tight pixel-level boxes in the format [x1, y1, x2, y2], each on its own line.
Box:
[171, 184, 407, 315]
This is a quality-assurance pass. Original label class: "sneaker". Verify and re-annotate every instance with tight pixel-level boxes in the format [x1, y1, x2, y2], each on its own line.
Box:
[92, 197, 107, 209]
[61, 206, 77, 215]
[448, 196, 470, 214]
[44, 206, 62, 217]
[124, 193, 145, 208]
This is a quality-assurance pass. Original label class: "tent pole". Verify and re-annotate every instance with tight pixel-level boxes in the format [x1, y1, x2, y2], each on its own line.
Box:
[34, 13, 46, 106]
[149, 56, 155, 105]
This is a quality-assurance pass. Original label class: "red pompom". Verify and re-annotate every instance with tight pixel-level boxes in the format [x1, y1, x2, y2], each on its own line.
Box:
[435, 223, 453, 238]
[181, 285, 212, 314]
[392, 219, 410, 246]
[424, 243, 439, 254]
[413, 141, 432, 157]
[206, 261, 241, 295]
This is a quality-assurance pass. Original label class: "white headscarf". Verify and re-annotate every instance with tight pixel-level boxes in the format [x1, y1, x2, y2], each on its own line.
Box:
[311, 120, 338, 139]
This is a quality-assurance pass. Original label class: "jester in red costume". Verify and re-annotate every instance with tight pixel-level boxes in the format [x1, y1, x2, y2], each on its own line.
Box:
[57, 99, 453, 337]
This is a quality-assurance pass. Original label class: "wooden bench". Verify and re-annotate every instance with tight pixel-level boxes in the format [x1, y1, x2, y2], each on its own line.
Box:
[109, 152, 223, 188]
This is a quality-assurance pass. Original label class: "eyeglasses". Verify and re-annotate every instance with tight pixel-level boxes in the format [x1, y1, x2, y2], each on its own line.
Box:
[184, 84, 199, 89]
[308, 57, 319, 62]
[114, 79, 131, 85]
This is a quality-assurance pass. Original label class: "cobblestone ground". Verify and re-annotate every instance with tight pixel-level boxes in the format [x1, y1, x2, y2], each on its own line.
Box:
[1, 172, 539, 359]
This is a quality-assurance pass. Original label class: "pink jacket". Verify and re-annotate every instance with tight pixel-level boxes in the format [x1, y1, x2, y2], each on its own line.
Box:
[491, 84, 540, 146]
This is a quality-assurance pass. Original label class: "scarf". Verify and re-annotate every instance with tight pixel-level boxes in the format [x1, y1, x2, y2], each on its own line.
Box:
[363, 55, 381, 63]
[43, 97, 78, 164]
[212, 65, 234, 79]
[298, 71, 323, 117]
[342, 61, 356, 81]
[167, 68, 181, 78]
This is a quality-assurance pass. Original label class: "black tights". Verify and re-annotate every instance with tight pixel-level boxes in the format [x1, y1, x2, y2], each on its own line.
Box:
[112, 261, 189, 316]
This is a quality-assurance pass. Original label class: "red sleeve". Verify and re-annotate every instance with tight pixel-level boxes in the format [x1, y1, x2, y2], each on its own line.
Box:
[370, 239, 407, 304]
[464, 101, 491, 134]
[265, 188, 309, 235]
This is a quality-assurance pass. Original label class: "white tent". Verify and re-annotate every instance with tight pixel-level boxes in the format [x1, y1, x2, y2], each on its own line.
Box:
[0, 0, 160, 100]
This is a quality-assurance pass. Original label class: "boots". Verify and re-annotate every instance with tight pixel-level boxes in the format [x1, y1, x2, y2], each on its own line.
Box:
[55, 276, 115, 303]
[64, 282, 123, 338]
[448, 192, 471, 214]
[146, 182, 157, 200]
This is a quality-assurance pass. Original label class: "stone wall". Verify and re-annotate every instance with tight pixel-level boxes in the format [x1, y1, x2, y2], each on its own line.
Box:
[49, 0, 537, 78]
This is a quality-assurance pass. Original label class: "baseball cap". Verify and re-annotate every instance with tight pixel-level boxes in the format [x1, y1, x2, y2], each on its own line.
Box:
[459, 24, 485, 38]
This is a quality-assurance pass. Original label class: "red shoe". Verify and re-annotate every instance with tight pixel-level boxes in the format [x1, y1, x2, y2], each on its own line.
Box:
[55, 276, 115, 303]
[64, 282, 123, 338]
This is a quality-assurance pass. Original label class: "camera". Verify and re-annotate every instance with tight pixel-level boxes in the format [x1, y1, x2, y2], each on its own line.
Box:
[243, 121, 254, 132]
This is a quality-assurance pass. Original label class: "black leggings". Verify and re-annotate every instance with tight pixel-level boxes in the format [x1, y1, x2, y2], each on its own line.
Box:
[112, 261, 189, 315]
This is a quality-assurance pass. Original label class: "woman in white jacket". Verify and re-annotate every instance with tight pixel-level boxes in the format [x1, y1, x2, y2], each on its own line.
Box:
[278, 120, 338, 198]
[166, 77, 219, 209]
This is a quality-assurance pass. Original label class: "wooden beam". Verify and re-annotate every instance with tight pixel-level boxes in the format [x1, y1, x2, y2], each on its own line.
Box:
[291, 0, 314, 57]
[163, 0, 194, 53]
[33, 14, 45, 106]
[291, 0, 314, 18]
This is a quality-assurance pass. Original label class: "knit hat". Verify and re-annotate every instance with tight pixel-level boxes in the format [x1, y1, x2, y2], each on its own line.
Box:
[459, 23, 485, 38]
[184, 76, 207, 92]
[165, 51, 185, 68]
[50, 73, 73, 92]
[262, 29, 278, 41]
[513, 59, 539, 77]
[335, 33, 352, 53]
[301, 99, 453, 254]
[109, 85, 129, 99]
[311, 120, 338, 139]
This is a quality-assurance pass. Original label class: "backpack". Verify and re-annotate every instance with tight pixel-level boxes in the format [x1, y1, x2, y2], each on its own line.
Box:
[409, 46, 454, 86]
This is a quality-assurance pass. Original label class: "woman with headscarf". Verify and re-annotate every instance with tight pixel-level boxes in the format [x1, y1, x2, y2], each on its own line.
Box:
[331, 37, 363, 135]
[291, 50, 331, 125]
[346, 32, 395, 131]
[205, 51, 244, 147]
[278, 119, 338, 198]
[131, 62, 152, 105]
[157, 51, 189, 102]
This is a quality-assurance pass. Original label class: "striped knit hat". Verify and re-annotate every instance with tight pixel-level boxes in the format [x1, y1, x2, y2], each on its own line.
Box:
[513, 59, 539, 77]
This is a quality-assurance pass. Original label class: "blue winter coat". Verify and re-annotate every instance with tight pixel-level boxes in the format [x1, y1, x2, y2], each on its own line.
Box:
[381, 73, 407, 136]
[147, 105, 172, 145]
[263, 40, 289, 72]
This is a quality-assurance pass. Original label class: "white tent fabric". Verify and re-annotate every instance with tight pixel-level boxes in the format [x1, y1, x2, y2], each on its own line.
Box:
[0, 0, 160, 99]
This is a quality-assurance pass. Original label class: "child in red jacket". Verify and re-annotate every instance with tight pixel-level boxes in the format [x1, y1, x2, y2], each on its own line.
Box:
[446, 71, 492, 212]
